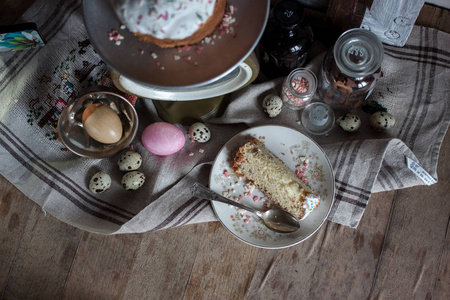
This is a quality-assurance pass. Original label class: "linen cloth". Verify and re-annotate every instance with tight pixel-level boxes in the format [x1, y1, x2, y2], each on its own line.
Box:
[0, 0, 449, 233]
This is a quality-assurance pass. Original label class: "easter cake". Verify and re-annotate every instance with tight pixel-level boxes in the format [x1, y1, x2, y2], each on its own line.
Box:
[114, 0, 227, 48]
[232, 139, 320, 220]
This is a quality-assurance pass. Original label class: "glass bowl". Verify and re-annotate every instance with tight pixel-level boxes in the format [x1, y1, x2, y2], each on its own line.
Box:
[57, 87, 138, 158]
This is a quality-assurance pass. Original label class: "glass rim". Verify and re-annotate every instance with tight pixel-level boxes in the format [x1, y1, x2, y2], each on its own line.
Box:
[333, 28, 384, 78]
[286, 68, 317, 97]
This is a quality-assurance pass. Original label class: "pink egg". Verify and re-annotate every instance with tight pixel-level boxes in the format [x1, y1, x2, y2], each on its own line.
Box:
[141, 122, 185, 156]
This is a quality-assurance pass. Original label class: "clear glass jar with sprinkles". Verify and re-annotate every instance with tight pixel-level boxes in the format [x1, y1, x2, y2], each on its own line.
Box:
[281, 68, 317, 110]
[317, 28, 384, 109]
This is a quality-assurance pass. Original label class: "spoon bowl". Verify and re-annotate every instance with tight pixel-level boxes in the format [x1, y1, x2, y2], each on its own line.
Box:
[191, 183, 300, 233]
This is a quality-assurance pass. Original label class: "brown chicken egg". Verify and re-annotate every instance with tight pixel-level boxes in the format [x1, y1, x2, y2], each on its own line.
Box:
[82, 103, 123, 144]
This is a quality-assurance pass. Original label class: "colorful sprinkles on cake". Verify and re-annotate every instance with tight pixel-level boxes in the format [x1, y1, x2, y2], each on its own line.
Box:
[111, 3, 239, 71]
[307, 197, 320, 211]
[117, 0, 218, 40]
[295, 155, 310, 182]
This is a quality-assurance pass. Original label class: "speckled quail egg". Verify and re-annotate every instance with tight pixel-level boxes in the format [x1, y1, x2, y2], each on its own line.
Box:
[121, 171, 146, 190]
[89, 172, 111, 194]
[370, 111, 396, 131]
[118, 150, 142, 171]
[336, 113, 361, 132]
[188, 122, 210, 143]
[262, 94, 283, 118]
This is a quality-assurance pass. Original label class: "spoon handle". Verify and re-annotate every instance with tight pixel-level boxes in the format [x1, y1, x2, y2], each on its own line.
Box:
[191, 183, 259, 215]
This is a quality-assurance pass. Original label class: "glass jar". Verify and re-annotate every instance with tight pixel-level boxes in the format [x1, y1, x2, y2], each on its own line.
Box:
[259, 0, 314, 78]
[281, 68, 317, 110]
[317, 28, 384, 109]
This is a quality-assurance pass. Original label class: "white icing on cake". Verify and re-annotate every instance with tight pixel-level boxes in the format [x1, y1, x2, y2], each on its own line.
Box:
[115, 0, 217, 40]
[301, 193, 320, 220]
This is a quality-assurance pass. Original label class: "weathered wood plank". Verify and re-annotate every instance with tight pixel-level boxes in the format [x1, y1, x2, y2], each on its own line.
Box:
[1, 191, 82, 299]
[417, 4, 450, 33]
[0, 176, 35, 293]
[327, 0, 373, 32]
[122, 223, 219, 299]
[433, 131, 450, 299]
[61, 233, 142, 300]
[368, 131, 450, 299]
[433, 218, 450, 300]
[0, 0, 36, 26]
[182, 222, 261, 300]
[254, 192, 395, 299]
[179, 189, 395, 299]
[425, 131, 450, 299]
[368, 187, 450, 298]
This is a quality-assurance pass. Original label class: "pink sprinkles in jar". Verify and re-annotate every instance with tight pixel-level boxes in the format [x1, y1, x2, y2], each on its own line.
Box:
[281, 68, 317, 110]
[292, 76, 309, 93]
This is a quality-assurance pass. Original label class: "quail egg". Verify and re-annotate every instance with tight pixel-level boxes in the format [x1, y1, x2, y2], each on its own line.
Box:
[118, 150, 142, 171]
[262, 94, 283, 118]
[121, 171, 145, 190]
[188, 122, 211, 143]
[89, 171, 111, 194]
[336, 114, 361, 132]
[370, 111, 396, 131]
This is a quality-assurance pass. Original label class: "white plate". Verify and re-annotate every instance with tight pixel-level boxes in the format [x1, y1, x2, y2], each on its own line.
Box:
[209, 125, 335, 249]
[118, 62, 253, 101]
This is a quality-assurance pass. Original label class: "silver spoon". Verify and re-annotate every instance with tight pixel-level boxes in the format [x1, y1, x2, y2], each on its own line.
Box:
[191, 183, 300, 233]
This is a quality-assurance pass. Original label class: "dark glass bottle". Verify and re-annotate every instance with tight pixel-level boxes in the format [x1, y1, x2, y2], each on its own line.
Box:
[259, 0, 314, 78]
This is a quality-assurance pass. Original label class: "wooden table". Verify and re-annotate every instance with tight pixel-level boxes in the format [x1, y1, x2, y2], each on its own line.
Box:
[1, 1, 449, 299]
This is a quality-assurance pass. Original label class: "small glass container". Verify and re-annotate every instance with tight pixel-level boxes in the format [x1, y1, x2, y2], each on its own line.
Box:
[317, 28, 384, 109]
[281, 68, 317, 110]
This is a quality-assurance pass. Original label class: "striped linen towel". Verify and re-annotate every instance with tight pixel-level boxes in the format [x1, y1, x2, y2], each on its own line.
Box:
[0, 0, 448, 233]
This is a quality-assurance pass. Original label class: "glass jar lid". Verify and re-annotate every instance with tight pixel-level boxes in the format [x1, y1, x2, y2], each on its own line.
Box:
[273, 0, 305, 28]
[334, 28, 384, 78]
[301, 102, 335, 135]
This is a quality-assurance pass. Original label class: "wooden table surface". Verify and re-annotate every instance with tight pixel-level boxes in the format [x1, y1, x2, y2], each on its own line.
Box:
[1, 1, 449, 299]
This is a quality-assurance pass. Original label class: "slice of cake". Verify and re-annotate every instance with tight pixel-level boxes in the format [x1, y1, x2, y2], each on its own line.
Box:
[232, 139, 320, 220]
[113, 0, 227, 48]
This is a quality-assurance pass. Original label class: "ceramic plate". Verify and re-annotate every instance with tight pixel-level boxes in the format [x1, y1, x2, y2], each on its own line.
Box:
[117, 62, 253, 101]
[209, 125, 335, 249]
[83, 0, 269, 88]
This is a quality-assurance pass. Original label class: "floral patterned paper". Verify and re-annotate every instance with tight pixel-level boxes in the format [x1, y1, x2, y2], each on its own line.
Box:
[0, 30, 45, 52]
